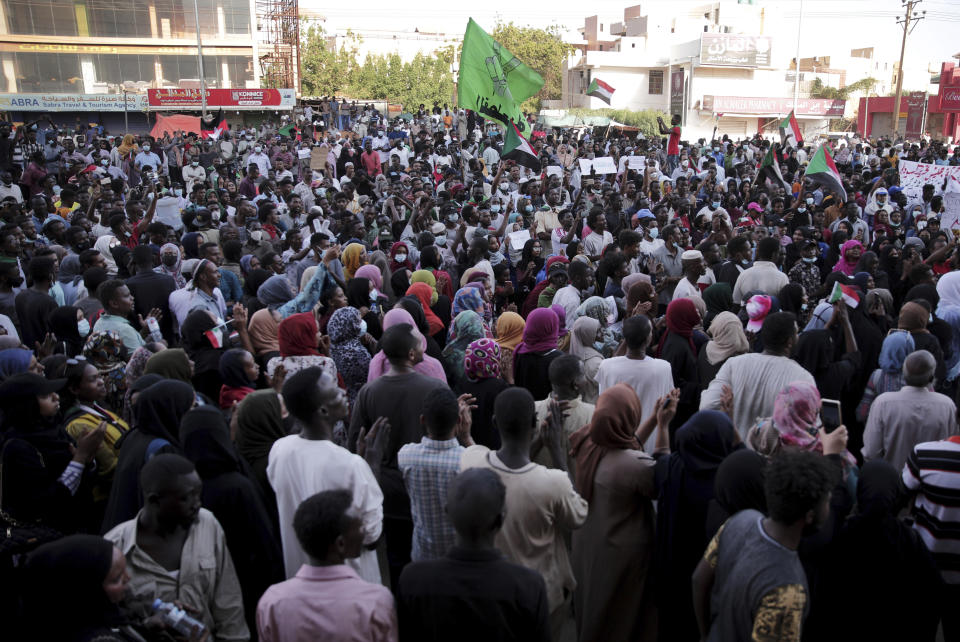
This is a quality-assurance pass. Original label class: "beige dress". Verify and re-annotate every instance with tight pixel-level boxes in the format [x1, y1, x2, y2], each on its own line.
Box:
[572, 448, 658, 642]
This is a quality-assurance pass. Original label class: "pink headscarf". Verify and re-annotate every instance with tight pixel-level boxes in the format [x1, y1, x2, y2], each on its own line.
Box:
[366, 308, 447, 383]
[832, 240, 862, 276]
[354, 264, 383, 292]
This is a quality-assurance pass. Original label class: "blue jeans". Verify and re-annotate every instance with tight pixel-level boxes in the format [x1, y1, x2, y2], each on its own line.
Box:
[667, 154, 679, 174]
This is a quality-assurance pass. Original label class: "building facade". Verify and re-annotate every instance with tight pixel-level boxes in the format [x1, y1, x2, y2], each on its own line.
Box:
[0, 0, 258, 95]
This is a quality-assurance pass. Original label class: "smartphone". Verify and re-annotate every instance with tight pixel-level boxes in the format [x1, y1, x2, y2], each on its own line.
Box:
[821, 398, 842, 431]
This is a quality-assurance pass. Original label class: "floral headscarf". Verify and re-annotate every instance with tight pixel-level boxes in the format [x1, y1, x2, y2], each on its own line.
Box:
[452, 286, 485, 319]
[327, 306, 370, 405]
[122, 345, 160, 423]
[747, 381, 857, 469]
[464, 337, 502, 381]
[441, 311, 485, 383]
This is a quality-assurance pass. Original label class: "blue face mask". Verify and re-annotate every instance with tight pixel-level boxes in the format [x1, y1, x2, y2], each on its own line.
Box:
[359, 319, 367, 335]
[491, 204, 501, 213]
[648, 227, 659, 239]
[802, 256, 817, 263]
[740, 258, 750, 266]
[369, 288, 378, 301]
[711, 201, 720, 209]
[524, 204, 534, 213]
[592, 340, 606, 352]
[800, 303, 808, 311]
[77, 318, 90, 337]
[674, 242, 681, 249]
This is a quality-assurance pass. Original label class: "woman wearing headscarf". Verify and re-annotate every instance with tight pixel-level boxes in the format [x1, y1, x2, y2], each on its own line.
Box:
[513, 307, 561, 400]
[180, 310, 228, 403]
[367, 307, 446, 383]
[406, 281, 445, 338]
[355, 263, 384, 295]
[49, 305, 87, 357]
[455, 338, 509, 449]
[218, 348, 258, 410]
[346, 276, 383, 340]
[156, 242, 187, 289]
[180, 232, 202, 260]
[573, 296, 619, 356]
[656, 297, 702, 427]
[234, 389, 286, 495]
[180, 405, 284, 636]
[855, 250, 888, 290]
[328, 307, 372, 407]
[701, 282, 735, 330]
[239, 254, 260, 280]
[143, 347, 194, 384]
[571, 385, 676, 642]
[809, 460, 942, 642]
[266, 311, 337, 381]
[21, 534, 140, 641]
[864, 287, 895, 334]
[856, 331, 916, 423]
[101, 379, 195, 532]
[778, 282, 808, 326]
[697, 310, 749, 390]
[257, 274, 295, 311]
[247, 307, 281, 369]
[418, 245, 455, 300]
[492, 310, 523, 385]
[569, 317, 603, 404]
[0, 373, 96, 533]
[82, 331, 128, 412]
[389, 241, 414, 274]
[93, 235, 120, 276]
[441, 311, 486, 387]
[120, 343, 163, 423]
[703, 449, 767, 539]
[654, 410, 742, 642]
[242, 268, 272, 314]
[794, 309, 862, 401]
[341, 242, 367, 280]
[832, 239, 863, 276]
[936, 269, 960, 311]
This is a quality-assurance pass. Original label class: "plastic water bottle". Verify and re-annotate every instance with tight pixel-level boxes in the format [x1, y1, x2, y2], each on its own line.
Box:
[152, 599, 206, 638]
[146, 317, 163, 343]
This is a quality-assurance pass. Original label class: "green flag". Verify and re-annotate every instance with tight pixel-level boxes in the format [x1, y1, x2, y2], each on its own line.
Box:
[457, 18, 544, 136]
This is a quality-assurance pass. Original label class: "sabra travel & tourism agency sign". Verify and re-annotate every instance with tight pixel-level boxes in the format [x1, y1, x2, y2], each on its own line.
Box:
[0, 93, 148, 112]
[148, 89, 296, 110]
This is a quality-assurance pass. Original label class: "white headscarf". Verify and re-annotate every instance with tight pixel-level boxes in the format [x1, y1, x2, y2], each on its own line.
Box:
[93, 235, 119, 276]
[569, 316, 602, 360]
[937, 271, 960, 314]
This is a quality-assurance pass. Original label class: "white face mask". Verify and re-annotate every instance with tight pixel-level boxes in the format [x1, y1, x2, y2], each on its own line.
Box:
[254, 146, 262, 153]
[77, 318, 90, 337]
[250, 230, 264, 242]
[395, 253, 407, 263]
[359, 319, 368, 335]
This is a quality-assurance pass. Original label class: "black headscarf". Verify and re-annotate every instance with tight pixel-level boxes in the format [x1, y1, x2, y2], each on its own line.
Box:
[793, 329, 834, 376]
[346, 276, 372, 309]
[778, 282, 805, 317]
[244, 268, 272, 298]
[705, 449, 767, 538]
[133, 379, 195, 447]
[180, 310, 226, 376]
[234, 389, 286, 487]
[218, 348, 254, 388]
[181, 405, 244, 479]
[906, 283, 939, 309]
[49, 305, 83, 357]
[391, 269, 411, 297]
[23, 534, 121, 641]
[654, 410, 743, 641]
[808, 459, 944, 641]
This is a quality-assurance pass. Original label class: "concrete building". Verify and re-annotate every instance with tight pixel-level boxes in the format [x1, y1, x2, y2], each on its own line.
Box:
[560, 2, 931, 142]
[0, 0, 259, 95]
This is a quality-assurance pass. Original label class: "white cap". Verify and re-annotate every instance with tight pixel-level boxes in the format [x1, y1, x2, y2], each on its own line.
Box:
[681, 250, 704, 261]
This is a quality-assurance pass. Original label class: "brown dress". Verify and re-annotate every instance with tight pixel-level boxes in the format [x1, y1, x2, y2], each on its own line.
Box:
[571, 448, 658, 642]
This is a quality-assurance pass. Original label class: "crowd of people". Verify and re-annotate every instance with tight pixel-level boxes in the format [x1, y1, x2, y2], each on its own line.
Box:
[1, 100, 959, 641]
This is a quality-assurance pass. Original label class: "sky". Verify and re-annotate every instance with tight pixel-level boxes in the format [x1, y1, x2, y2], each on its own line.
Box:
[308, 0, 960, 70]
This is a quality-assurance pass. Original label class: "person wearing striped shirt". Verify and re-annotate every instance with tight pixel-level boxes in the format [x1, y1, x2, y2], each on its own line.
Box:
[903, 435, 960, 639]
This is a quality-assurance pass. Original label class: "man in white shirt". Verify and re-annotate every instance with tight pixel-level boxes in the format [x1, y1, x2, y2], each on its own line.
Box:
[553, 261, 594, 330]
[268, 367, 385, 584]
[732, 237, 788, 305]
[583, 209, 613, 261]
[596, 316, 674, 452]
[482, 142, 500, 170]
[182, 160, 206, 193]
[167, 259, 227, 331]
[0, 172, 23, 203]
[700, 312, 814, 437]
[673, 250, 705, 300]
[246, 144, 272, 175]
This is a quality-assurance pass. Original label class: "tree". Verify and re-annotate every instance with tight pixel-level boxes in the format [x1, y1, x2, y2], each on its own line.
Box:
[298, 21, 359, 96]
[568, 107, 669, 138]
[809, 77, 877, 100]
[491, 22, 575, 113]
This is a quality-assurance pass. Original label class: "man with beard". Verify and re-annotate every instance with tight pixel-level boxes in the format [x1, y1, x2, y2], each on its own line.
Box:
[105, 454, 248, 640]
[692, 450, 836, 641]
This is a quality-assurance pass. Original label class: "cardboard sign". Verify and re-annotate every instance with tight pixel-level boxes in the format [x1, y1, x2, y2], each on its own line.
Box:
[627, 155, 647, 169]
[898, 160, 960, 200]
[591, 156, 618, 174]
[546, 165, 563, 178]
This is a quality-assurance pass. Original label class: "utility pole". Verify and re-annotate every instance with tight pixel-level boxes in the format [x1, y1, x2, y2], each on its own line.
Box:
[792, 0, 804, 113]
[891, 0, 925, 137]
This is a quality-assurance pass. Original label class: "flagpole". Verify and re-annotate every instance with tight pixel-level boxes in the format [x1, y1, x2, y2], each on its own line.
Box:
[792, 0, 804, 113]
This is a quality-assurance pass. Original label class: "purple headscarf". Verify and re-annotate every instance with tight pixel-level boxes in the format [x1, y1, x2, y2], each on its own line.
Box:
[515, 308, 559, 355]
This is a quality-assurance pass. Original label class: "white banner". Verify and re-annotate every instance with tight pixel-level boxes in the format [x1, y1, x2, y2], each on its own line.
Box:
[0, 93, 148, 112]
[580, 156, 617, 175]
[897, 160, 960, 200]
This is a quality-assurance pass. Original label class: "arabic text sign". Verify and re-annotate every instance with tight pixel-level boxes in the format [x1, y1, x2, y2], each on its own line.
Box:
[940, 87, 960, 112]
[148, 88, 296, 110]
[897, 160, 960, 200]
[700, 34, 772, 68]
[670, 69, 685, 117]
[0, 93, 148, 112]
[702, 95, 845, 117]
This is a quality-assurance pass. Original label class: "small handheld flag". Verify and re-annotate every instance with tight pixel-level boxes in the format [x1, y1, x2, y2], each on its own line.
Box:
[779, 111, 802, 149]
[828, 281, 860, 309]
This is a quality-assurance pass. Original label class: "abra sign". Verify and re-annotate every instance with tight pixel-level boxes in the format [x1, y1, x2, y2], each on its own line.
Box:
[940, 87, 960, 112]
[0, 93, 148, 112]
